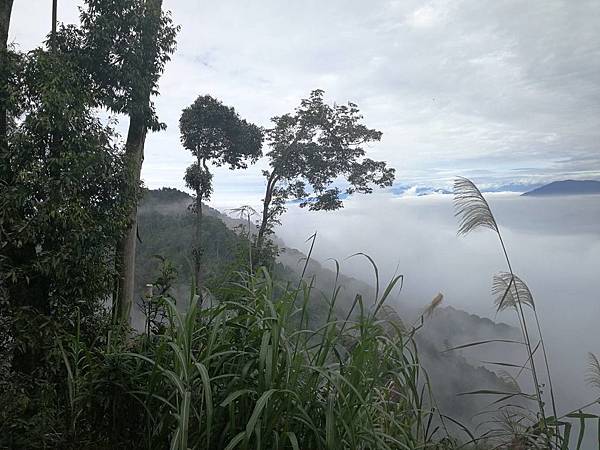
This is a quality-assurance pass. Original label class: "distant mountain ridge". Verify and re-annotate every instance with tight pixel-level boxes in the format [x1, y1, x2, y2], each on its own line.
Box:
[522, 180, 600, 196]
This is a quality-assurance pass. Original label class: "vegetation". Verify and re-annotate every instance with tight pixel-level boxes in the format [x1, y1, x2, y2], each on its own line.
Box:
[1, 1, 599, 449]
[255, 89, 395, 261]
[1, 36, 129, 377]
[77, 0, 179, 324]
[179, 95, 263, 290]
[451, 178, 600, 449]
[134, 188, 245, 303]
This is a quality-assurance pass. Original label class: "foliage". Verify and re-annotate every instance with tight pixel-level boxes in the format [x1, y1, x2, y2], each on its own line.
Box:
[2, 250, 474, 450]
[3, 0, 599, 445]
[0, 45, 130, 375]
[77, 0, 178, 131]
[0, 7, 161, 443]
[256, 89, 395, 257]
[180, 94, 263, 207]
[179, 95, 262, 286]
[184, 161, 214, 204]
[126, 246, 474, 449]
[137, 255, 178, 337]
[180, 95, 263, 173]
[134, 190, 243, 301]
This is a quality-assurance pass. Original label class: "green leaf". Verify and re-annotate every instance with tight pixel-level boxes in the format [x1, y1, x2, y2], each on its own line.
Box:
[245, 389, 277, 440]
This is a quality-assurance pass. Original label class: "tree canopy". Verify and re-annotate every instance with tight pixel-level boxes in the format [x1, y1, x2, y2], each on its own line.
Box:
[180, 95, 263, 173]
[179, 95, 263, 287]
[77, 0, 178, 131]
[0, 45, 130, 376]
[256, 89, 395, 253]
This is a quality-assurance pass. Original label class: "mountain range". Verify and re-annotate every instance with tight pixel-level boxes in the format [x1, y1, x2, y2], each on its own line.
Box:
[390, 179, 600, 197]
[522, 179, 600, 196]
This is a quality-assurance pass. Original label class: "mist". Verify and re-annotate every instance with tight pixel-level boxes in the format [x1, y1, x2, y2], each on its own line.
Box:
[275, 192, 600, 421]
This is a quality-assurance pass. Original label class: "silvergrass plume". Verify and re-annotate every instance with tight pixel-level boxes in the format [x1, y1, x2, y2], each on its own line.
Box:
[453, 176, 556, 441]
[453, 177, 499, 236]
[586, 353, 600, 391]
[424, 292, 444, 317]
[492, 272, 535, 312]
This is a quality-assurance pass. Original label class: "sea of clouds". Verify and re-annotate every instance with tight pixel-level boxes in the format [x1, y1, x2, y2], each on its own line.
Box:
[275, 192, 600, 435]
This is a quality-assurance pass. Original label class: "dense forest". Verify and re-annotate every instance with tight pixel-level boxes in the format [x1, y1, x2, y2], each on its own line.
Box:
[1, 1, 599, 449]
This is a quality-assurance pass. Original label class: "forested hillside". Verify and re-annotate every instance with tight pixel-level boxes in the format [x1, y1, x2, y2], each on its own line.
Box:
[135, 188, 243, 304]
[134, 188, 520, 428]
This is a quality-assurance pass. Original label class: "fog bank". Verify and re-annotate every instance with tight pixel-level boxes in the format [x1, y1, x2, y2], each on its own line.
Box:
[275, 193, 600, 421]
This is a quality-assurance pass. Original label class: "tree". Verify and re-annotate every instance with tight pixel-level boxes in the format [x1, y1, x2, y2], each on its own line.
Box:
[0, 0, 14, 147]
[78, 0, 178, 324]
[52, 0, 57, 37]
[0, 44, 129, 374]
[256, 89, 395, 259]
[179, 95, 263, 289]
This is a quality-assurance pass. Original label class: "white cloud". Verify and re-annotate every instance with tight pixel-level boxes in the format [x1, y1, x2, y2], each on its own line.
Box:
[406, 4, 442, 28]
[275, 193, 600, 424]
[8, 0, 600, 207]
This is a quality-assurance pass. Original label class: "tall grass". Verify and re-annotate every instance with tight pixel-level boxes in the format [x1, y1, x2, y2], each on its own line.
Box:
[120, 258, 460, 449]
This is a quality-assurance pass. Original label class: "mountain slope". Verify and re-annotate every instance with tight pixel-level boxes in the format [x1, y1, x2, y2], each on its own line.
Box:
[522, 180, 600, 196]
[135, 188, 520, 427]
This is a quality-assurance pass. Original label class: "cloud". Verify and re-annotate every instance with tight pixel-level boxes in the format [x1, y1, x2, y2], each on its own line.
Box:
[9, 0, 600, 207]
[275, 192, 600, 424]
[406, 4, 445, 29]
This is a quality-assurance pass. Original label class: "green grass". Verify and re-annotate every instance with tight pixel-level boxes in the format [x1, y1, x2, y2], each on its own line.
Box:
[123, 263, 459, 449]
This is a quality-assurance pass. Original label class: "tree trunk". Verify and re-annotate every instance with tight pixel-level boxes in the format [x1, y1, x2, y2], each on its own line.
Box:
[115, 111, 146, 324]
[193, 184, 203, 292]
[51, 0, 57, 35]
[0, 0, 14, 149]
[192, 156, 210, 294]
[114, 0, 163, 326]
[50, 0, 57, 50]
[256, 171, 277, 260]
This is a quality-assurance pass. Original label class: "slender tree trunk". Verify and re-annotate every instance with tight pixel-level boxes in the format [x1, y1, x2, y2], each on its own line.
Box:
[52, 0, 57, 34]
[192, 156, 210, 293]
[256, 170, 277, 259]
[115, 111, 146, 324]
[0, 0, 14, 149]
[114, 0, 163, 326]
[193, 182, 203, 292]
[49, 0, 57, 51]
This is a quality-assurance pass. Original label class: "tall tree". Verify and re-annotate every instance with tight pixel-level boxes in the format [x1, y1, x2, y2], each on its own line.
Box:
[51, 0, 57, 38]
[0, 0, 14, 148]
[179, 95, 263, 288]
[78, 0, 178, 324]
[256, 89, 395, 260]
[1, 44, 129, 374]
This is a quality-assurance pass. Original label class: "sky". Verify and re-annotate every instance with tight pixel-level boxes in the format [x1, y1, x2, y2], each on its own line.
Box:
[9, 0, 600, 208]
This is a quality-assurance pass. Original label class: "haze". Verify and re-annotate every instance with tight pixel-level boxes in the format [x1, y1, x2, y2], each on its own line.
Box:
[276, 193, 600, 419]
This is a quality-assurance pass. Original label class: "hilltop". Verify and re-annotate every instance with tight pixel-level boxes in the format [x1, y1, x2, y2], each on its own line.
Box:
[522, 179, 600, 196]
